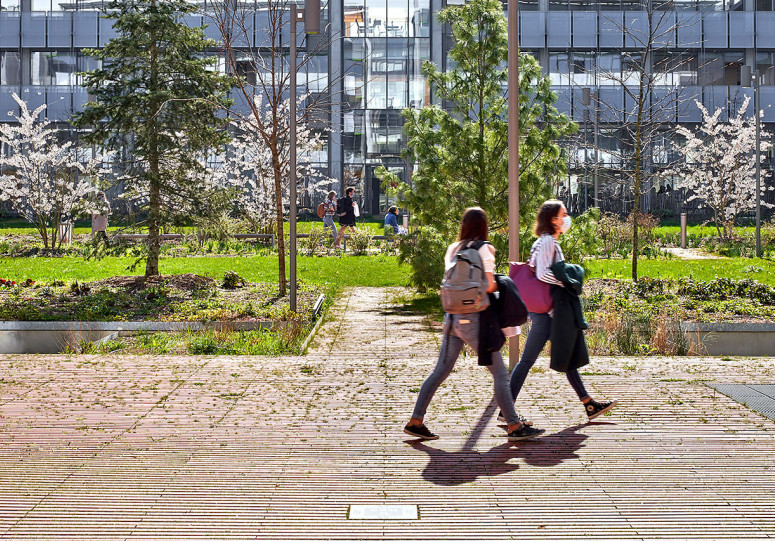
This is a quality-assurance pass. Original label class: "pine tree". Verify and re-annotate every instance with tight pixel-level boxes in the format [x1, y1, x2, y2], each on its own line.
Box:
[378, 0, 576, 243]
[76, 0, 232, 277]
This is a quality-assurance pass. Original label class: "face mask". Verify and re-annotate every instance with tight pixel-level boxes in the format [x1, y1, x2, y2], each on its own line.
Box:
[559, 215, 572, 234]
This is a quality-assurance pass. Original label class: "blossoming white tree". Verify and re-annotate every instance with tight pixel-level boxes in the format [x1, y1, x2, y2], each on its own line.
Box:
[0, 93, 109, 251]
[225, 94, 332, 235]
[670, 96, 773, 241]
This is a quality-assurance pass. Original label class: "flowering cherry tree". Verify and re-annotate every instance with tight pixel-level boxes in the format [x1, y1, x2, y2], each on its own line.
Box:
[670, 96, 773, 240]
[0, 93, 109, 251]
[224, 94, 332, 234]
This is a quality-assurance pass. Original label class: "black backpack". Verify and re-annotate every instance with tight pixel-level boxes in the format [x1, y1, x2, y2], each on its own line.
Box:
[336, 197, 346, 215]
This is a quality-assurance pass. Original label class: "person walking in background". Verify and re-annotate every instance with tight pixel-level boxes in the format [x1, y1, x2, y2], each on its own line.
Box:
[335, 187, 357, 249]
[323, 191, 338, 240]
[384, 206, 399, 234]
[405, 207, 544, 442]
[502, 200, 617, 423]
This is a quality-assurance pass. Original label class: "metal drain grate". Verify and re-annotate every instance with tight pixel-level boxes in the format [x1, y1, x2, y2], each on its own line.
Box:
[708, 384, 775, 421]
[348, 505, 419, 520]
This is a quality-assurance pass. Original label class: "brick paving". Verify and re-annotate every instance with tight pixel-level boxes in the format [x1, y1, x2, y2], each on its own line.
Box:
[1, 286, 775, 540]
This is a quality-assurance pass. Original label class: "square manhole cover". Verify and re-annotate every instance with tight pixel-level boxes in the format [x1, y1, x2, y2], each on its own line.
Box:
[348, 505, 419, 520]
[708, 384, 775, 421]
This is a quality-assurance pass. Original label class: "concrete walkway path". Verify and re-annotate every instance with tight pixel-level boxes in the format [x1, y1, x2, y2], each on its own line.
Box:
[1, 287, 775, 539]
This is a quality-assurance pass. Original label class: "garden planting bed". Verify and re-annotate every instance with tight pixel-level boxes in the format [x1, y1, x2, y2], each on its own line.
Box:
[0, 273, 324, 355]
[582, 277, 775, 356]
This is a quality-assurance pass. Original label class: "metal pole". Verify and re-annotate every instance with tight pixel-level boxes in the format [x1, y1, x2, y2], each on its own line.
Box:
[680, 212, 687, 249]
[507, 0, 520, 370]
[755, 71, 762, 258]
[290, 4, 298, 312]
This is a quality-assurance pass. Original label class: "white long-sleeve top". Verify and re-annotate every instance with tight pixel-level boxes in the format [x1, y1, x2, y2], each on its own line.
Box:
[528, 234, 564, 286]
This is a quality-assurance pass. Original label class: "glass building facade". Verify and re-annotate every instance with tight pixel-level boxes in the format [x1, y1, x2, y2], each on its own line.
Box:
[1, 0, 774, 214]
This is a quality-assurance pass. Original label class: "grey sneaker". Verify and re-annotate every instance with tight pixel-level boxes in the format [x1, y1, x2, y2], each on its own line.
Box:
[585, 399, 618, 420]
[507, 425, 545, 441]
[404, 423, 439, 440]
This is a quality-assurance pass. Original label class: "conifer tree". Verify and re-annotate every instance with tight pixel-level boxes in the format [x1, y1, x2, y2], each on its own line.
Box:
[76, 0, 232, 277]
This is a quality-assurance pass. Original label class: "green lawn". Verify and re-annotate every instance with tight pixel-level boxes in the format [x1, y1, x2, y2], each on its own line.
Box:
[0, 254, 410, 287]
[652, 225, 754, 238]
[587, 258, 775, 286]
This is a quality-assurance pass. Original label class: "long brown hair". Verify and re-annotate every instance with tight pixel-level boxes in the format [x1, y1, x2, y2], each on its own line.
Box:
[458, 207, 489, 242]
[533, 200, 564, 236]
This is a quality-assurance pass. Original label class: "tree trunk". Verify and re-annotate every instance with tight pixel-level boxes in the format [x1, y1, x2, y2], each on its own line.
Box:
[632, 79, 646, 282]
[272, 153, 287, 296]
[146, 175, 161, 277]
[146, 19, 161, 279]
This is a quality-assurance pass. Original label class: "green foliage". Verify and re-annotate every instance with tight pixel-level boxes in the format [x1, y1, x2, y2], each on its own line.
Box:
[397, 227, 447, 293]
[301, 227, 330, 256]
[222, 271, 246, 290]
[377, 0, 576, 240]
[76, 0, 233, 277]
[347, 227, 372, 255]
[558, 207, 600, 265]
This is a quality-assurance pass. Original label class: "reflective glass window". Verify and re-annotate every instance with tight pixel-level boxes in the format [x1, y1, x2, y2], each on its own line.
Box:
[31, 52, 77, 86]
[698, 51, 744, 86]
[344, 39, 365, 105]
[570, 53, 595, 86]
[0, 51, 20, 85]
[302, 54, 328, 93]
[344, 0, 365, 37]
[596, 53, 621, 86]
[0, 0, 20, 11]
[653, 52, 698, 86]
[387, 0, 408, 37]
[76, 53, 101, 85]
[410, 0, 429, 37]
[366, 38, 387, 109]
[756, 52, 775, 85]
[519, 0, 539, 11]
[387, 38, 408, 109]
[366, 0, 386, 37]
[757, 0, 775, 10]
[549, 53, 570, 86]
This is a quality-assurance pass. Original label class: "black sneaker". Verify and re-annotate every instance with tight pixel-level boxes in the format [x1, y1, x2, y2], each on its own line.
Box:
[404, 423, 439, 440]
[497, 411, 533, 426]
[585, 399, 618, 420]
[507, 425, 545, 441]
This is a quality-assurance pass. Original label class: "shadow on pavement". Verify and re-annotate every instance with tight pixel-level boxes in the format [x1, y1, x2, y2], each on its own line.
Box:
[408, 424, 594, 486]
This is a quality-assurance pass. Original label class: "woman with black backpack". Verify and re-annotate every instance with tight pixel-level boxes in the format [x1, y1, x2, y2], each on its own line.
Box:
[404, 207, 545, 442]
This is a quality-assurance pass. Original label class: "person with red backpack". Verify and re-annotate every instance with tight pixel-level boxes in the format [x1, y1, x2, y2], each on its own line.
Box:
[320, 191, 338, 240]
[404, 207, 544, 442]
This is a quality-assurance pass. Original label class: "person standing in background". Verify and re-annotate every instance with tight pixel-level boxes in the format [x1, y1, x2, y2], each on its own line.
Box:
[336, 187, 356, 249]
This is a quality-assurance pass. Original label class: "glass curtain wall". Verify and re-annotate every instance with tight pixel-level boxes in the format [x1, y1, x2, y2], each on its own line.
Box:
[343, 0, 430, 214]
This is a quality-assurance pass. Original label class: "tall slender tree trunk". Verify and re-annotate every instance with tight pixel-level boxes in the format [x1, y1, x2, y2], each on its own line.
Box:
[632, 79, 646, 282]
[272, 152, 287, 296]
[146, 24, 161, 278]
[146, 174, 161, 277]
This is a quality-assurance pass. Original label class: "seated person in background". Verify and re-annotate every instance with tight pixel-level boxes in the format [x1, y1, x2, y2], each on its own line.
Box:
[384, 206, 399, 234]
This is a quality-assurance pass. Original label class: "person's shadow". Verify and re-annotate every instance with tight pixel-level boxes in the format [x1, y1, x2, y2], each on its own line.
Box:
[406, 400, 607, 486]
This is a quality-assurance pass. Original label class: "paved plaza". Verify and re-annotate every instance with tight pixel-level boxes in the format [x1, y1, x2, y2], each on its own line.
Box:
[1, 287, 775, 540]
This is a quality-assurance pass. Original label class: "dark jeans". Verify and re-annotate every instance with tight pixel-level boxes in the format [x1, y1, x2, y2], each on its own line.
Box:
[509, 312, 589, 401]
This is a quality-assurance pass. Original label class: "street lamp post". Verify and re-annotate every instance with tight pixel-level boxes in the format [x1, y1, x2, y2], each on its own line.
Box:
[507, 0, 519, 369]
[289, 0, 320, 312]
[742, 65, 763, 258]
